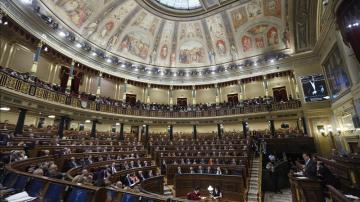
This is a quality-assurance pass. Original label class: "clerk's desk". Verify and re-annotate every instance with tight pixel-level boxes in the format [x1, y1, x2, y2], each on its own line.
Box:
[289, 171, 325, 202]
[174, 174, 245, 202]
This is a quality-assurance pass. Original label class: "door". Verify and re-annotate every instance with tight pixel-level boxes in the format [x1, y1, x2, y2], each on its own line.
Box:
[177, 98, 187, 106]
[126, 94, 137, 105]
[227, 93, 239, 103]
[272, 86, 288, 102]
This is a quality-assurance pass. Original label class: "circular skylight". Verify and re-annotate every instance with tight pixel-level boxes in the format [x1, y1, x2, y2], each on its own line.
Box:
[155, 0, 202, 10]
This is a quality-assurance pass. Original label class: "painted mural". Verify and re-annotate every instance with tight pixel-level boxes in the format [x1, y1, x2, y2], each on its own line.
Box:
[264, 0, 282, 18]
[206, 14, 230, 61]
[157, 21, 175, 66]
[323, 46, 351, 99]
[86, 0, 137, 48]
[231, 7, 248, 32]
[120, 32, 150, 59]
[39, 0, 290, 67]
[50, 0, 95, 27]
[178, 41, 206, 65]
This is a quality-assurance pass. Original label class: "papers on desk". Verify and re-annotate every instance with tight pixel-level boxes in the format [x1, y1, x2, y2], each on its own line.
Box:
[296, 176, 308, 180]
[345, 194, 360, 200]
[5, 191, 37, 202]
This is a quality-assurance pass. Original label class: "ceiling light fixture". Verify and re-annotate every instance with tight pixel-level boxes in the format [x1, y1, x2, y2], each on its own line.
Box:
[0, 107, 10, 111]
[85, 120, 91, 123]
[48, 115, 55, 118]
[58, 31, 66, 37]
[75, 43, 82, 48]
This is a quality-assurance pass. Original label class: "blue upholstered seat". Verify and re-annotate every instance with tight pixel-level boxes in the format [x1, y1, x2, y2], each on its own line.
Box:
[43, 183, 65, 202]
[26, 178, 45, 197]
[12, 175, 29, 191]
[141, 198, 156, 202]
[2, 172, 17, 188]
[67, 187, 92, 202]
[107, 190, 117, 202]
[121, 193, 136, 202]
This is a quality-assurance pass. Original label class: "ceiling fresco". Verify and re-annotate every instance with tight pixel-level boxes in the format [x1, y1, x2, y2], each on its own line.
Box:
[39, 0, 292, 68]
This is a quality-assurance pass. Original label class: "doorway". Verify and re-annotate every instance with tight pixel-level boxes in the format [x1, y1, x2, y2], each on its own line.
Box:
[272, 86, 288, 102]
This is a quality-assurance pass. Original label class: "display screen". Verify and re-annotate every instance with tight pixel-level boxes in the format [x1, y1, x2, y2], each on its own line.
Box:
[300, 74, 330, 102]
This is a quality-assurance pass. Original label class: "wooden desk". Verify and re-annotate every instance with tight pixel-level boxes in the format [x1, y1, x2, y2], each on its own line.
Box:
[139, 176, 164, 195]
[166, 164, 247, 185]
[289, 173, 325, 202]
[327, 185, 354, 202]
[174, 174, 245, 202]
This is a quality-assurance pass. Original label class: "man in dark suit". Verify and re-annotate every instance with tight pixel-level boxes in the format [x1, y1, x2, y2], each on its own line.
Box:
[302, 153, 317, 178]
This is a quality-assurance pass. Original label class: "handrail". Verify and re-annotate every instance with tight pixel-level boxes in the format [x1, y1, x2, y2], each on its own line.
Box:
[258, 153, 263, 202]
[0, 71, 302, 118]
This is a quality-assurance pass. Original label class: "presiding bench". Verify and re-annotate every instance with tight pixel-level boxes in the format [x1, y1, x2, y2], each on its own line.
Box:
[174, 173, 246, 201]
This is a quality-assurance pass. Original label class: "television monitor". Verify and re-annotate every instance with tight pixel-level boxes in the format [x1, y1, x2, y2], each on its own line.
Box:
[300, 74, 329, 102]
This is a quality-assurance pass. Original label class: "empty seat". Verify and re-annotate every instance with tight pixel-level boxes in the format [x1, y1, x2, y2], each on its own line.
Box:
[43, 183, 65, 202]
[2, 172, 17, 188]
[12, 175, 29, 191]
[26, 178, 45, 197]
[67, 187, 92, 202]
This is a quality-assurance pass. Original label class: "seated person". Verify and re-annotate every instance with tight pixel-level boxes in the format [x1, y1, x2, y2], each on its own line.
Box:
[177, 166, 182, 174]
[187, 187, 202, 200]
[211, 187, 222, 199]
[316, 161, 337, 187]
[215, 167, 222, 175]
[72, 169, 93, 185]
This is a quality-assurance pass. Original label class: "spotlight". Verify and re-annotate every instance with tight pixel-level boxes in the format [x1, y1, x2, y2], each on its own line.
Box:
[44, 46, 48, 52]
[106, 58, 112, 63]
[85, 120, 91, 123]
[3, 21, 8, 25]
[116, 123, 120, 126]
[270, 59, 275, 63]
[48, 115, 55, 118]
[91, 51, 97, 56]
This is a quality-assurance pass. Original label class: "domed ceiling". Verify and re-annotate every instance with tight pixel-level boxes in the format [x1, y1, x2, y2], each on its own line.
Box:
[38, 0, 292, 68]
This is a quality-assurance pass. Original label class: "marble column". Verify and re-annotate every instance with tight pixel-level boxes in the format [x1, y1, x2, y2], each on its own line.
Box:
[168, 125, 174, 141]
[119, 123, 125, 141]
[242, 121, 248, 138]
[91, 120, 97, 138]
[57, 116, 67, 139]
[30, 41, 43, 75]
[14, 108, 27, 135]
[192, 125, 197, 140]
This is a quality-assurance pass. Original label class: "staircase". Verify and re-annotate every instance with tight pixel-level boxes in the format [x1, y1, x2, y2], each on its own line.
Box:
[264, 189, 292, 202]
[246, 157, 261, 202]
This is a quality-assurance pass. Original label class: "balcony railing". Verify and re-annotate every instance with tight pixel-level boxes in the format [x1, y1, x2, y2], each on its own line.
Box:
[0, 72, 302, 118]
